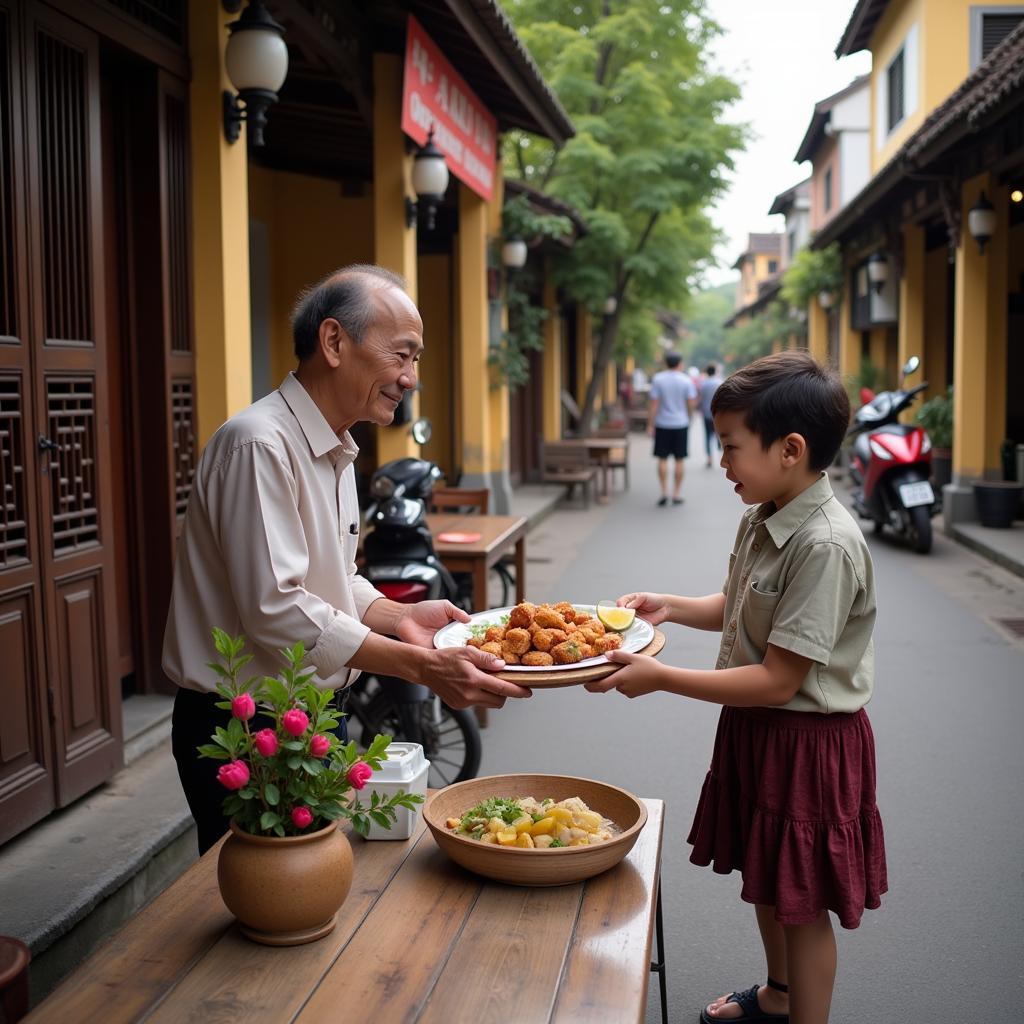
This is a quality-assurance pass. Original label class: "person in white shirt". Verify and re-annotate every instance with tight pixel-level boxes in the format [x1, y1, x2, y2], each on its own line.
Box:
[647, 351, 698, 506]
[164, 264, 531, 852]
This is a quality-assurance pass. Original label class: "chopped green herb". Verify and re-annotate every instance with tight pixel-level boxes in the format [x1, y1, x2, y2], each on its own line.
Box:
[549, 839, 565, 848]
[459, 796, 522, 830]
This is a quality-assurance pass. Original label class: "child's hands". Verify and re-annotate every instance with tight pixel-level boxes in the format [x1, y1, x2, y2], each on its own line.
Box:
[584, 650, 661, 698]
[617, 592, 671, 626]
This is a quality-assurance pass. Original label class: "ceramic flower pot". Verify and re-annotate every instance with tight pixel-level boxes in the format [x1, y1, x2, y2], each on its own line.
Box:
[217, 820, 353, 946]
[973, 481, 1023, 529]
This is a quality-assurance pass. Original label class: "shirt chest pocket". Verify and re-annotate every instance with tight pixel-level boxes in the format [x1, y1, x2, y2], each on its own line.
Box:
[740, 579, 781, 650]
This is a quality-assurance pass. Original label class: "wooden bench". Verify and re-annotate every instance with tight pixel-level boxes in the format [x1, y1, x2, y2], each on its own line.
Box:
[539, 441, 599, 508]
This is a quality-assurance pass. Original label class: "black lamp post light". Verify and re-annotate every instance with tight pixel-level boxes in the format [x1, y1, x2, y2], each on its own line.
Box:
[222, 0, 289, 148]
[405, 129, 450, 232]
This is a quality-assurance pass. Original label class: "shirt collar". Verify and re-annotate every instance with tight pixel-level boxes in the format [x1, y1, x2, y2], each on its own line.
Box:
[756, 472, 834, 548]
[278, 372, 359, 464]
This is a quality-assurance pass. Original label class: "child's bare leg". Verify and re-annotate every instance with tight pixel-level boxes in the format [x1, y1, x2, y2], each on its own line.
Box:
[783, 911, 836, 1024]
[704, 904, 789, 1019]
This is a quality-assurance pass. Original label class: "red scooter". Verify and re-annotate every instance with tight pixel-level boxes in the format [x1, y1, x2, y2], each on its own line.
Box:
[847, 356, 938, 554]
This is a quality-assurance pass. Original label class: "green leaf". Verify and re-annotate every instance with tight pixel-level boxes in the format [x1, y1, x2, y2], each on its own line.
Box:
[264, 783, 280, 806]
[238, 788, 256, 800]
[259, 811, 282, 831]
[286, 755, 303, 771]
[365, 734, 390, 761]
[273, 824, 285, 838]
[197, 744, 231, 760]
[369, 809, 393, 829]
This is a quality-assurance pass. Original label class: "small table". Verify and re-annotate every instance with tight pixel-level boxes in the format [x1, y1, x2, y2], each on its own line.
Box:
[427, 512, 528, 612]
[559, 438, 627, 503]
[27, 800, 667, 1024]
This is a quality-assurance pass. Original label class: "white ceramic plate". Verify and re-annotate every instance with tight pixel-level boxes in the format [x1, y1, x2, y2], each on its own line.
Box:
[433, 604, 654, 672]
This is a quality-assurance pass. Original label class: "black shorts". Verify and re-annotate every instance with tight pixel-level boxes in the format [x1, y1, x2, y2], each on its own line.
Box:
[653, 426, 689, 459]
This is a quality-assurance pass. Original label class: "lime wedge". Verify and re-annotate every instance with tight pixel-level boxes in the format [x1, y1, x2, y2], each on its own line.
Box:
[596, 603, 636, 632]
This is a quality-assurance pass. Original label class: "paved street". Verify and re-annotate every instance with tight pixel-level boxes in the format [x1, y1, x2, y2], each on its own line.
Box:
[480, 423, 1024, 1023]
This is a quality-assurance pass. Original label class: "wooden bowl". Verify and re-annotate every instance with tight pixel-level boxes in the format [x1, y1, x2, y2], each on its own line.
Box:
[424, 774, 647, 887]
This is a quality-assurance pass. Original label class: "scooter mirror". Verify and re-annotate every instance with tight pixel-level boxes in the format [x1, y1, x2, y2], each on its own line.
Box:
[901, 356, 920, 379]
[410, 418, 433, 445]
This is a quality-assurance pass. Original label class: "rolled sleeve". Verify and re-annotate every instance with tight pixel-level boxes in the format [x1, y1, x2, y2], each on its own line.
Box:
[306, 613, 372, 687]
[351, 573, 385, 620]
[767, 542, 861, 666]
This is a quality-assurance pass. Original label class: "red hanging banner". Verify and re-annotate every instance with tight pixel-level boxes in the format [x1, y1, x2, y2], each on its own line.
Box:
[401, 15, 498, 202]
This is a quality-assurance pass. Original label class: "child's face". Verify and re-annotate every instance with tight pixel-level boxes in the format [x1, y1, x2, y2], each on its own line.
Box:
[714, 410, 795, 506]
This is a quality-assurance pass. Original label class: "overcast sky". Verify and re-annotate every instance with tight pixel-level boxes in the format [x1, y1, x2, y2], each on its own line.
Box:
[702, 0, 871, 287]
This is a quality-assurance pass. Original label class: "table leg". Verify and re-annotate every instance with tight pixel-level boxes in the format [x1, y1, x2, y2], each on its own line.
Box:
[597, 454, 610, 503]
[472, 560, 488, 612]
[514, 539, 525, 604]
[650, 880, 668, 1024]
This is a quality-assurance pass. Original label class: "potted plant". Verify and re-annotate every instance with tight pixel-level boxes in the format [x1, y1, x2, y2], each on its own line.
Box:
[916, 386, 953, 490]
[198, 629, 424, 946]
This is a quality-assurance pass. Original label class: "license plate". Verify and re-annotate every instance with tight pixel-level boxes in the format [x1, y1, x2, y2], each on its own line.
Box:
[899, 481, 934, 507]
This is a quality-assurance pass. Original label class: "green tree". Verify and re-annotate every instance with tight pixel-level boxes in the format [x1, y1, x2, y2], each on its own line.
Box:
[503, 0, 744, 430]
[678, 282, 734, 368]
[725, 302, 804, 367]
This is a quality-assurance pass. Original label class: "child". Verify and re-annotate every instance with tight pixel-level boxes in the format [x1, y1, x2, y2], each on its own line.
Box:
[587, 351, 886, 1024]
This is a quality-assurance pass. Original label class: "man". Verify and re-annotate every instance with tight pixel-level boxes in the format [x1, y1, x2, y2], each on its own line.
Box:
[164, 264, 531, 853]
[699, 362, 724, 467]
[647, 351, 697, 506]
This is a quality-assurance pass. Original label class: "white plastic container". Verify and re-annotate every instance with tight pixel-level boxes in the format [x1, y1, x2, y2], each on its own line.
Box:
[363, 742, 429, 840]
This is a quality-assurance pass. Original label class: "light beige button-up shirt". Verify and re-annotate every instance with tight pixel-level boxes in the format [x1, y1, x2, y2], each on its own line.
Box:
[717, 472, 876, 713]
[162, 373, 384, 693]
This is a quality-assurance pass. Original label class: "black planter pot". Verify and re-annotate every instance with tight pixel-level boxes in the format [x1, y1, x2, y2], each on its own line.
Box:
[973, 481, 1023, 529]
[931, 450, 952, 491]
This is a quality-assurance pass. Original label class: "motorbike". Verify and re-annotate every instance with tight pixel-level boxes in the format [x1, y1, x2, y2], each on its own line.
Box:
[343, 452, 482, 788]
[846, 356, 938, 554]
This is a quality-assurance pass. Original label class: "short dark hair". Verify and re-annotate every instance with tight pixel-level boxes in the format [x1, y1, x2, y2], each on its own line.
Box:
[665, 351, 682, 369]
[710, 350, 850, 471]
[705, 363, 717, 376]
[291, 264, 407, 361]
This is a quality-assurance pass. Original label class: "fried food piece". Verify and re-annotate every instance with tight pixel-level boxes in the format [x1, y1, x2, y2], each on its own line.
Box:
[508, 602, 537, 629]
[501, 649, 521, 665]
[466, 636, 486, 649]
[480, 641, 503, 657]
[532, 628, 567, 652]
[521, 651, 554, 667]
[535, 608, 569, 630]
[579, 627, 602, 645]
[576, 643, 594, 659]
[563, 620, 579, 633]
[528, 620, 543, 635]
[484, 625, 506, 643]
[593, 633, 623, 655]
[551, 639, 585, 665]
[571, 609, 593, 624]
[576, 618, 606, 636]
[553, 601, 577, 620]
[503, 627, 531, 655]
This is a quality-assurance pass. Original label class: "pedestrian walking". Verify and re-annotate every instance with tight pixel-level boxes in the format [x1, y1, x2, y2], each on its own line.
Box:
[647, 350, 697, 506]
[587, 351, 886, 1024]
[700, 362, 724, 467]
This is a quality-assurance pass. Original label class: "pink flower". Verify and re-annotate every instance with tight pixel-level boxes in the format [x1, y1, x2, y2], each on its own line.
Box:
[309, 734, 331, 758]
[231, 693, 256, 721]
[291, 806, 313, 829]
[282, 709, 309, 737]
[253, 728, 278, 758]
[347, 761, 373, 790]
[217, 760, 250, 791]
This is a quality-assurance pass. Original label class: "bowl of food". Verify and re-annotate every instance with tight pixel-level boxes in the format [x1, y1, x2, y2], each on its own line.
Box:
[424, 773, 647, 886]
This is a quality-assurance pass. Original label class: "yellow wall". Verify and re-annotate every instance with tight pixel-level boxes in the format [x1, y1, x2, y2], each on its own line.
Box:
[248, 167, 375, 386]
[808, 298, 829, 363]
[189, 0, 251, 445]
[922, 244, 949, 400]
[897, 222, 925, 420]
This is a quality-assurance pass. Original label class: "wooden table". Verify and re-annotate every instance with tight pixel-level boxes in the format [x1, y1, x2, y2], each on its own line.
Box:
[559, 438, 627, 503]
[27, 800, 667, 1024]
[428, 512, 528, 612]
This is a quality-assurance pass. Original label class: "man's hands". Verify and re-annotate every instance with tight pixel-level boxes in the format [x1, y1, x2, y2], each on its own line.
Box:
[584, 650, 662, 698]
[617, 592, 671, 627]
[394, 599, 468, 648]
[422, 646, 532, 710]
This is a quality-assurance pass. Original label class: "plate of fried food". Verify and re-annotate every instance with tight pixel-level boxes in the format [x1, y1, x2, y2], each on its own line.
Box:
[433, 601, 660, 685]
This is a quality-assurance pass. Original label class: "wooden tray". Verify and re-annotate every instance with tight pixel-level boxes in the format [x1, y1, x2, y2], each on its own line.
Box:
[495, 629, 665, 687]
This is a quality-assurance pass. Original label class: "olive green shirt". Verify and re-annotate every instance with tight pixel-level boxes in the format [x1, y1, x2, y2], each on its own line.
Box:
[717, 472, 876, 713]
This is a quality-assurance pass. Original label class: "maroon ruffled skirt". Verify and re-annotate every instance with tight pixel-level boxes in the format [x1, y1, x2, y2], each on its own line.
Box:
[687, 706, 887, 929]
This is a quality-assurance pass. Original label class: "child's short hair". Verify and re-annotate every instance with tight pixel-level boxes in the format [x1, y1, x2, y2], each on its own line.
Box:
[710, 351, 850, 471]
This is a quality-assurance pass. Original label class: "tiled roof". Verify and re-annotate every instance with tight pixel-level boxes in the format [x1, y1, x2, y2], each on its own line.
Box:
[836, 0, 890, 56]
[769, 177, 811, 216]
[723, 275, 782, 328]
[814, 20, 1024, 248]
[504, 178, 587, 237]
[794, 75, 870, 162]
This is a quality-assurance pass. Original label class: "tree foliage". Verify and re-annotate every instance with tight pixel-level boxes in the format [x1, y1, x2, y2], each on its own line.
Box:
[780, 242, 843, 309]
[677, 282, 733, 368]
[502, 0, 744, 428]
[724, 302, 805, 367]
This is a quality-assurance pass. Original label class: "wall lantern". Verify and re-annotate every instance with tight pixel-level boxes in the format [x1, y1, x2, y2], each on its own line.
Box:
[867, 251, 889, 294]
[222, 0, 289, 148]
[501, 238, 528, 270]
[603, 296, 618, 316]
[967, 191, 996, 254]
[1011, 187, 1023, 204]
[818, 290, 835, 310]
[405, 129, 449, 232]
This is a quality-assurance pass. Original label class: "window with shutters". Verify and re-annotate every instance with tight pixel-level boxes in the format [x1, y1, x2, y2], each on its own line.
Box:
[970, 8, 1024, 69]
[887, 49, 905, 132]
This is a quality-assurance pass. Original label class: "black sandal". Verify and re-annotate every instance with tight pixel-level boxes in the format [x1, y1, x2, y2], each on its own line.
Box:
[699, 977, 789, 1023]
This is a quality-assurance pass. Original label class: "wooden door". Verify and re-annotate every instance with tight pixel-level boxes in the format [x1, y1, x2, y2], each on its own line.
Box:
[0, 0, 56, 845]
[22, 2, 121, 806]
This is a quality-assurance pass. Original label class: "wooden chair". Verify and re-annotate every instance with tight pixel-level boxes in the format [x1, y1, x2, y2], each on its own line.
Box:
[539, 442, 598, 509]
[0, 936, 30, 1024]
[590, 428, 630, 491]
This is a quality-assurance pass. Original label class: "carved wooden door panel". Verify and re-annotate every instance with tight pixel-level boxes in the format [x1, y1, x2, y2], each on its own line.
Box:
[0, 0, 56, 846]
[22, 2, 121, 806]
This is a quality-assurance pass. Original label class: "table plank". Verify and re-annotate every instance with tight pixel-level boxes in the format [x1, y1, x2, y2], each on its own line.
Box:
[22, 856, 232, 1023]
[551, 799, 665, 1024]
[418, 883, 584, 1023]
[294, 840, 484, 1023]
[143, 822, 430, 1024]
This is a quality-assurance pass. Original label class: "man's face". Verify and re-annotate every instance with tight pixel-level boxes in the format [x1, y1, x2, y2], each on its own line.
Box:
[338, 285, 424, 427]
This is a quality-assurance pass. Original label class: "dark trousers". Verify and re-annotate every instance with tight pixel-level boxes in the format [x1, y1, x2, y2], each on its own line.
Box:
[171, 687, 348, 855]
[703, 415, 719, 457]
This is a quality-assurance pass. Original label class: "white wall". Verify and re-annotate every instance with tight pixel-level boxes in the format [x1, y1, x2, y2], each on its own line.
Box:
[833, 83, 871, 208]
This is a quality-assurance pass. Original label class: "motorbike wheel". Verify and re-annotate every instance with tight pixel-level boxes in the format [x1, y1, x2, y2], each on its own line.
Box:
[907, 505, 933, 554]
[362, 689, 482, 788]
